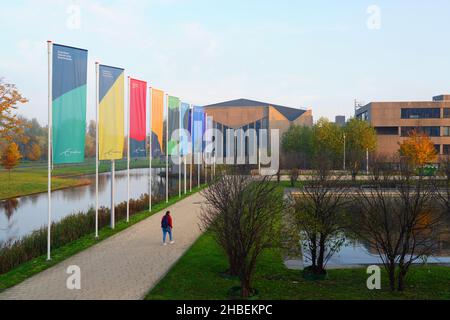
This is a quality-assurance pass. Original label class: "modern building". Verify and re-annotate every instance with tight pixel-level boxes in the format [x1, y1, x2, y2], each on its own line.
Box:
[203, 98, 313, 135]
[355, 95, 450, 158]
[202, 98, 313, 162]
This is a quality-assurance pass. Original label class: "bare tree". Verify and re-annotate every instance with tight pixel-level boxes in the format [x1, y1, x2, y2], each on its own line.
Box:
[290, 169, 349, 276]
[352, 168, 443, 291]
[200, 174, 282, 298]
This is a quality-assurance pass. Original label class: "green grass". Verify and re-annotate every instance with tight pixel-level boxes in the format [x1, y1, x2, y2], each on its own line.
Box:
[146, 232, 450, 300]
[0, 158, 164, 200]
[147, 181, 450, 300]
[0, 185, 206, 292]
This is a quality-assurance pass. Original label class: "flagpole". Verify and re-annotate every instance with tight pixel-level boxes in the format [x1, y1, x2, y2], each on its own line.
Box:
[126, 77, 131, 223]
[166, 94, 169, 203]
[111, 159, 115, 229]
[47, 40, 53, 261]
[190, 105, 193, 192]
[149, 87, 153, 212]
[178, 103, 181, 198]
[95, 62, 100, 238]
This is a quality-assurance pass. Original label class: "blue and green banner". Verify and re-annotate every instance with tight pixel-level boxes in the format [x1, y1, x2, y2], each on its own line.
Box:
[52, 44, 88, 164]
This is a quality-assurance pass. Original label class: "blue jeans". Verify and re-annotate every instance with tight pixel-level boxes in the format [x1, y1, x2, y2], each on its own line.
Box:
[163, 227, 173, 243]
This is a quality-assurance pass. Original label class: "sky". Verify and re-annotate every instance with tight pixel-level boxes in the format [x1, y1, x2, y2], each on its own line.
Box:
[1, 0, 450, 126]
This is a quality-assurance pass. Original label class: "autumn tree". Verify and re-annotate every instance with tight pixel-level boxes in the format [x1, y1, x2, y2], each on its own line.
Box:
[399, 129, 437, 168]
[1, 142, 22, 178]
[27, 143, 42, 161]
[0, 79, 28, 149]
[344, 118, 377, 180]
[313, 118, 344, 171]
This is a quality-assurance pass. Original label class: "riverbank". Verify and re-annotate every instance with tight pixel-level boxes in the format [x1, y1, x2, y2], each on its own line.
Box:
[0, 184, 206, 293]
[0, 158, 164, 200]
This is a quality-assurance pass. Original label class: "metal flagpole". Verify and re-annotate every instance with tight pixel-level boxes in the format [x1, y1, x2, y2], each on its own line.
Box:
[190, 105, 193, 192]
[95, 62, 100, 238]
[127, 77, 131, 223]
[111, 160, 115, 229]
[184, 155, 187, 194]
[166, 94, 169, 203]
[149, 87, 153, 212]
[178, 102, 181, 197]
[47, 40, 53, 261]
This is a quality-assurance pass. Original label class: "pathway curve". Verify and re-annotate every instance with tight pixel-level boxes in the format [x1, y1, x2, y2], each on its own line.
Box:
[0, 192, 206, 300]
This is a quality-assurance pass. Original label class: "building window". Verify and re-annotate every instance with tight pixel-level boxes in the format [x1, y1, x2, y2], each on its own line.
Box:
[443, 127, 450, 137]
[357, 111, 369, 121]
[444, 145, 450, 155]
[444, 109, 450, 119]
[401, 108, 441, 119]
[375, 127, 398, 135]
[401, 126, 440, 137]
[435, 145, 441, 155]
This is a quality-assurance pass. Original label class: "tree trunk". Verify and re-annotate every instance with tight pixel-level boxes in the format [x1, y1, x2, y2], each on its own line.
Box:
[388, 264, 396, 291]
[240, 271, 252, 299]
[317, 236, 326, 273]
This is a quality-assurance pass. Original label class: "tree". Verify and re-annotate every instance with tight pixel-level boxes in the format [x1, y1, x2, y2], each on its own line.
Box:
[352, 167, 442, 291]
[290, 170, 349, 276]
[0, 80, 28, 149]
[200, 174, 282, 298]
[1, 142, 22, 178]
[27, 143, 42, 161]
[282, 125, 314, 169]
[313, 118, 344, 170]
[344, 118, 377, 180]
[399, 129, 437, 168]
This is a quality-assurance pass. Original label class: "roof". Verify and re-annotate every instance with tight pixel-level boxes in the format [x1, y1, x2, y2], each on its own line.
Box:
[203, 98, 307, 121]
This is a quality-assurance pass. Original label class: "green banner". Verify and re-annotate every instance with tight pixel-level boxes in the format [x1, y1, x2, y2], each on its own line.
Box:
[52, 44, 88, 164]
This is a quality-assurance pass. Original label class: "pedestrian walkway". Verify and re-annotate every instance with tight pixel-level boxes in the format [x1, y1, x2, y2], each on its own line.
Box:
[0, 192, 206, 300]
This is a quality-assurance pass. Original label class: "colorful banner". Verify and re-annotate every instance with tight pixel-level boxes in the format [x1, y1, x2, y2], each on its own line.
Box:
[52, 44, 88, 164]
[129, 78, 147, 158]
[180, 103, 190, 156]
[193, 106, 205, 154]
[168, 96, 180, 156]
[151, 89, 164, 157]
[99, 65, 125, 160]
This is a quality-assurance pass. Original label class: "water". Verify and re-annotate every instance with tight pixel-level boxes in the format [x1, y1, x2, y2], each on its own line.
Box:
[0, 168, 179, 243]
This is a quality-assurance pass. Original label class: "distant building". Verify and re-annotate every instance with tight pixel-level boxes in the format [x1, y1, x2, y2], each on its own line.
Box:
[335, 115, 346, 127]
[203, 98, 313, 161]
[355, 95, 450, 159]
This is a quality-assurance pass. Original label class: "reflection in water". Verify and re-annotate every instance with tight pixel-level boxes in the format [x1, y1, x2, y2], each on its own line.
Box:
[0, 168, 173, 243]
[1, 199, 19, 221]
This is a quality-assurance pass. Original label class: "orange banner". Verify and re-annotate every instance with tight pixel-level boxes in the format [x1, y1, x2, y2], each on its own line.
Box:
[151, 88, 165, 156]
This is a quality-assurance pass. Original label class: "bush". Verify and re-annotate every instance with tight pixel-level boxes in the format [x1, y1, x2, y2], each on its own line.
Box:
[0, 192, 167, 275]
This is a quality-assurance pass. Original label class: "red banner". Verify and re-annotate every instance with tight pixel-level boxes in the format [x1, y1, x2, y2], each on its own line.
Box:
[129, 78, 147, 157]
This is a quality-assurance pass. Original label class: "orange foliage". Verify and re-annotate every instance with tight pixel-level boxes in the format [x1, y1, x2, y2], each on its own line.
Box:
[27, 143, 42, 161]
[399, 130, 437, 166]
[1, 142, 22, 172]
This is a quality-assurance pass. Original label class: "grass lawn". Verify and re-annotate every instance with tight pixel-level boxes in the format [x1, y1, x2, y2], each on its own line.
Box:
[0, 185, 206, 292]
[147, 232, 450, 300]
[0, 158, 164, 200]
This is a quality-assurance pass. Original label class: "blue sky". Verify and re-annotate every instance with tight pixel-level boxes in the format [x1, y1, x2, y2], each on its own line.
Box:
[1, 0, 450, 125]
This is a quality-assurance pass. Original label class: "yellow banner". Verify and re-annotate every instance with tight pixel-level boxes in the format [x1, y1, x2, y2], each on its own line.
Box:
[99, 67, 125, 160]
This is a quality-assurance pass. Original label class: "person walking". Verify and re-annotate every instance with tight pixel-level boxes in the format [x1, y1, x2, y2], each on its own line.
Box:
[161, 211, 174, 245]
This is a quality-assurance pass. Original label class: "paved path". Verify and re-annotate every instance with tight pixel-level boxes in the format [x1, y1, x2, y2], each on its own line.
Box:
[0, 192, 206, 300]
